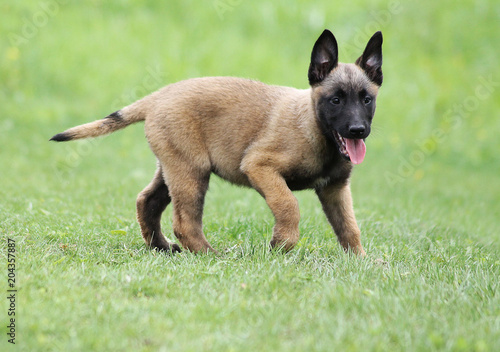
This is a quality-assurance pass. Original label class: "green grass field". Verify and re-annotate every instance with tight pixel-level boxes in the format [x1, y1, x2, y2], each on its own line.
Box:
[2, 0, 500, 351]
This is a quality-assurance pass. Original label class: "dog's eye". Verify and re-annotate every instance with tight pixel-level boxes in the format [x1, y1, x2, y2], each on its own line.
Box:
[330, 97, 341, 105]
[364, 96, 372, 105]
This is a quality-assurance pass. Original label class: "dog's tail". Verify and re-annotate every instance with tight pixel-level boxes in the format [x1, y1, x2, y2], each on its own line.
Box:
[49, 101, 146, 142]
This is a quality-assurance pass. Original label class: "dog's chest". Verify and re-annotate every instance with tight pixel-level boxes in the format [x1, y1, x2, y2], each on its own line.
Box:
[284, 154, 352, 191]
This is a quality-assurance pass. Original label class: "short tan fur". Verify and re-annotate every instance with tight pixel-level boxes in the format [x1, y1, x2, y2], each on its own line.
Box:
[51, 30, 383, 255]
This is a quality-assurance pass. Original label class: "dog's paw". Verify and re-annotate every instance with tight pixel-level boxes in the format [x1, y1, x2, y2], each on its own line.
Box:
[153, 242, 182, 254]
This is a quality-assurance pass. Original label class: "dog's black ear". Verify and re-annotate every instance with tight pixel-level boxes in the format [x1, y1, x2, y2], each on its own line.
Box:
[308, 29, 339, 85]
[356, 31, 383, 86]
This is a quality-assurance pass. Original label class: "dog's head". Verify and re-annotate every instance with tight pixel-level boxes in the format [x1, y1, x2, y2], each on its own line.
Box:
[309, 30, 383, 164]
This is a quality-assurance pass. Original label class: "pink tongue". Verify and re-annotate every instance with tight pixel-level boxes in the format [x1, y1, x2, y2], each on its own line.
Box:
[345, 139, 366, 164]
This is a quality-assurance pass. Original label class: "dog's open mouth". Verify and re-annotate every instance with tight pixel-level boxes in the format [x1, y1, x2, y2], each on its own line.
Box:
[332, 130, 366, 164]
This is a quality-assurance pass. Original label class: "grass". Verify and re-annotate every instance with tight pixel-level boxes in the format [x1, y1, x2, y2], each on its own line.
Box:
[1, 0, 499, 351]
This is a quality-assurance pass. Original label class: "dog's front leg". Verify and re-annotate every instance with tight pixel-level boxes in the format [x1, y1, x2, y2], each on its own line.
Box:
[244, 166, 300, 251]
[316, 182, 366, 256]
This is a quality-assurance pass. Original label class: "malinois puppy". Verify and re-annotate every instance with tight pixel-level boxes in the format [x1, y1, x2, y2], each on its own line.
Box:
[51, 29, 383, 256]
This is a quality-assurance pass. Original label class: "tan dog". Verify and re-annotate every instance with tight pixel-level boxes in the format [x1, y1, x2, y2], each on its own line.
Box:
[51, 29, 383, 255]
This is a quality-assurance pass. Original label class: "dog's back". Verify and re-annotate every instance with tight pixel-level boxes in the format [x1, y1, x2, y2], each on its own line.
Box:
[142, 77, 315, 186]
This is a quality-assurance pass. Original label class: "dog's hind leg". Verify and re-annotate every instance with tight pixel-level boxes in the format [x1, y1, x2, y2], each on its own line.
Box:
[136, 164, 181, 253]
[163, 164, 216, 254]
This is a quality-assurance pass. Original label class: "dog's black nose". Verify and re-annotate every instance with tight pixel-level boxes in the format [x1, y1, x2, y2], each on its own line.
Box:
[349, 125, 366, 138]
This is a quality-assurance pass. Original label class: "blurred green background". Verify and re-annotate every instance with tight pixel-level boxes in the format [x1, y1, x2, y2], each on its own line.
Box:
[1, 0, 499, 350]
[2, 0, 499, 240]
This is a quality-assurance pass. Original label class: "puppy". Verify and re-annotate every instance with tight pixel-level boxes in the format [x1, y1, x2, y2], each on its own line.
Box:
[51, 29, 383, 255]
